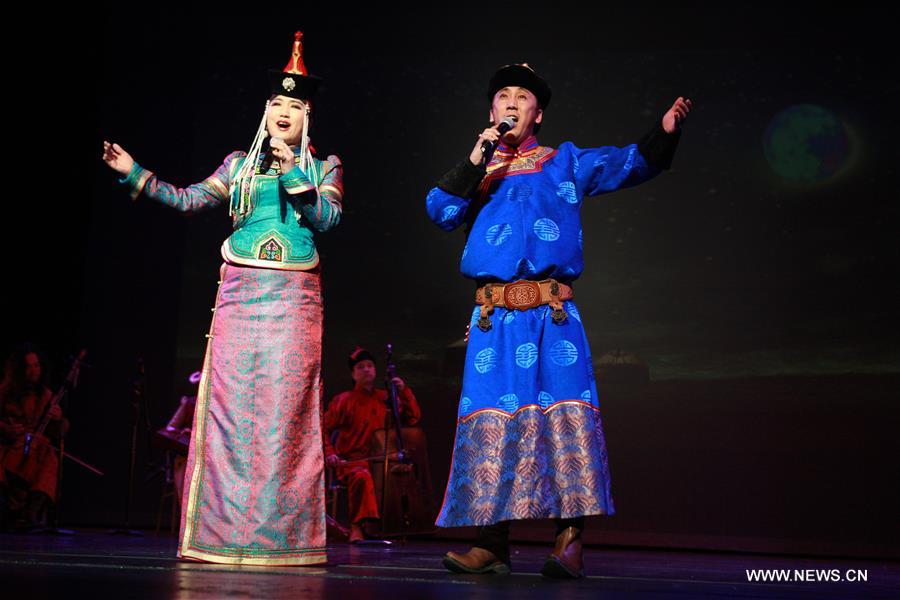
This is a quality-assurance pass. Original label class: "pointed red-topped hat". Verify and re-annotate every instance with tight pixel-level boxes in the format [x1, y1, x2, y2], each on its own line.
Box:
[268, 31, 322, 100]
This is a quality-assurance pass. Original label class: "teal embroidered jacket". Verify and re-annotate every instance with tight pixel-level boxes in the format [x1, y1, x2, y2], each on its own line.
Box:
[122, 148, 342, 270]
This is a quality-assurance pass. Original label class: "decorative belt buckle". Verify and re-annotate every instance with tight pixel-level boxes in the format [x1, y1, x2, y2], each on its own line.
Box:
[503, 280, 542, 311]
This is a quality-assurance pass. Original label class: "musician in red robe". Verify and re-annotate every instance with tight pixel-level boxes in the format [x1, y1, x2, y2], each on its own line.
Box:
[0, 348, 68, 531]
[323, 348, 421, 543]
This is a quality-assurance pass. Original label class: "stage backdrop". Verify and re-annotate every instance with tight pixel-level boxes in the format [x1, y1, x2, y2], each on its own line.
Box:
[5, 5, 897, 559]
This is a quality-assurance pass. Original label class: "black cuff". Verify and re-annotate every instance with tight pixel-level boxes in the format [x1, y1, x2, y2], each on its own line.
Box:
[436, 158, 487, 198]
[637, 120, 681, 170]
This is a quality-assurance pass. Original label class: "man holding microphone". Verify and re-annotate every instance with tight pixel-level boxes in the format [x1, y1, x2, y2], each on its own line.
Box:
[425, 63, 691, 578]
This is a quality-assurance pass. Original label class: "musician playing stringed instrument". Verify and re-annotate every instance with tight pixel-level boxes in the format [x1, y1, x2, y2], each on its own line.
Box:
[323, 347, 421, 543]
[0, 348, 69, 531]
[161, 370, 199, 508]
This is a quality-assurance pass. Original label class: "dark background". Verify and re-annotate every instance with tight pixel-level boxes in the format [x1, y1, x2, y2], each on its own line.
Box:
[4, 4, 897, 557]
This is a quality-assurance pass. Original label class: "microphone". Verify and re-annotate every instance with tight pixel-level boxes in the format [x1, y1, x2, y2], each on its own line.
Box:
[259, 136, 284, 173]
[480, 116, 517, 157]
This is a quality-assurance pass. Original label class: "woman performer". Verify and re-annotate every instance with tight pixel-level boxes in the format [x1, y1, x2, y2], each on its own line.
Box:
[102, 32, 342, 566]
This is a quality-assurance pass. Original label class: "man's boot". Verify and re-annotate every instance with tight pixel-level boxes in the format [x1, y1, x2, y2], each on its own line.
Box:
[443, 546, 510, 574]
[541, 526, 584, 579]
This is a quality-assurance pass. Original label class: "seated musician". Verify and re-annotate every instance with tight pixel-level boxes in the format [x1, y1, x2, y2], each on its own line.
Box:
[323, 347, 421, 543]
[163, 372, 198, 508]
[0, 348, 68, 531]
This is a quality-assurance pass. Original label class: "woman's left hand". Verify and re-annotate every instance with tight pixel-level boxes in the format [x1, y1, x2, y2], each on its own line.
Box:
[270, 137, 295, 175]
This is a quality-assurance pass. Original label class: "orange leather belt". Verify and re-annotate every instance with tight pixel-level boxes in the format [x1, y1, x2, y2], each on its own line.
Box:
[473, 279, 572, 332]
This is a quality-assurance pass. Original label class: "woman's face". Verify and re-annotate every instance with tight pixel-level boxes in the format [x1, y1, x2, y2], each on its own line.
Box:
[266, 95, 308, 145]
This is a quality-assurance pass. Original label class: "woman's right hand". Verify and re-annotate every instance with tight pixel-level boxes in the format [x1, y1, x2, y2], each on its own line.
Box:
[102, 140, 135, 176]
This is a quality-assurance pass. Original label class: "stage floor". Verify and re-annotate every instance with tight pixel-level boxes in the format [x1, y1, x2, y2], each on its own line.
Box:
[1, 531, 897, 599]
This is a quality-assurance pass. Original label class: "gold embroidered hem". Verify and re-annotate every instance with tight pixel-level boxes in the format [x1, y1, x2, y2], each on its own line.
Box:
[436, 401, 615, 527]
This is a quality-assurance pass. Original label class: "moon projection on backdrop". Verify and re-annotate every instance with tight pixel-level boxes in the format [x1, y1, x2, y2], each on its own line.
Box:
[763, 104, 857, 185]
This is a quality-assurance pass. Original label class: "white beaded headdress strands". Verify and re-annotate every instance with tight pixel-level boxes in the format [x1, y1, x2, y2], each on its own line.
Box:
[229, 100, 270, 217]
[298, 104, 311, 173]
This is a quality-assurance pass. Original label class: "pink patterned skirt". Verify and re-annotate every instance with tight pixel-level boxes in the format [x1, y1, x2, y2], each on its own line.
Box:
[178, 263, 326, 565]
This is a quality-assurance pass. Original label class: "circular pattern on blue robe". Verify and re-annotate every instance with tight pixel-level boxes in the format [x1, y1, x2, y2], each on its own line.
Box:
[515, 343, 538, 368]
[581, 389, 592, 402]
[499, 393, 519, 411]
[538, 391, 555, 410]
[533, 218, 560, 241]
[486, 223, 513, 246]
[593, 154, 610, 169]
[557, 181, 578, 204]
[474, 348, 498, 373]
[578, 229, 583, 249]
[573, 155, 580, 175]
[506, 183, 532, 202]
[458, 396, 472, 414]
[426, 188, 439, 208]
[441, 204, 460, 222]
[501, 310, 516, 324]
[550, 340, 579, 366]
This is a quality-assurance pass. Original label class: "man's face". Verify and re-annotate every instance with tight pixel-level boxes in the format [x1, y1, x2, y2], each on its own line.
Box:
[266, 95, 308, 146]
[489, 86, 543, 145]
[24, 352, 41, 384]
[351, 359, 376, 387]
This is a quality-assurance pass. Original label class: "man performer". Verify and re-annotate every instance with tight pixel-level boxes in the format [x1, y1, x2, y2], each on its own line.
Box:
[425, 63, 691, 578]
[323, 347, 421, 543]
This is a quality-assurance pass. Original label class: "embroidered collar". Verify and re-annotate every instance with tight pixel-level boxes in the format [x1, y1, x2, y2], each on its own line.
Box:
[483, 136, 556, 181]
[495, 135, 539, 156]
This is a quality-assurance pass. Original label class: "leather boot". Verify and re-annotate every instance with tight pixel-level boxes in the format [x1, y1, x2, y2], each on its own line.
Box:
[443, 547, 511, 574]
[541, 526, 584, 579]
